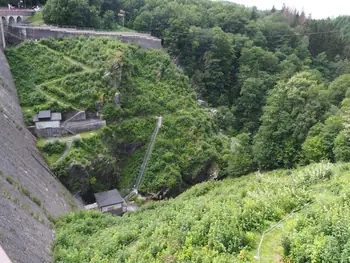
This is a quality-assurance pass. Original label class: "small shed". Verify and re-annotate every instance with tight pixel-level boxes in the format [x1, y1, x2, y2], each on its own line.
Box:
[94, 189, 127, 215]
[50, 112, 62, 121]
[32, 111, 63, 137]
[38, 110, 51, 120]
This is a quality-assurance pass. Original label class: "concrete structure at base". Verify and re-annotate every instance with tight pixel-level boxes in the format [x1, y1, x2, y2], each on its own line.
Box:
[32, 110, 106, 137]
[85, 189, 127, 216]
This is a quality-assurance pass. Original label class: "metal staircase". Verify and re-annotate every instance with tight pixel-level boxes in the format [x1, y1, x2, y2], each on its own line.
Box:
[124, 116, 162, 201]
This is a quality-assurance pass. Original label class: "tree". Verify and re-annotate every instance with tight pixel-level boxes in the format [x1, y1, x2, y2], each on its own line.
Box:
[302, 123, 328, 163]
[43, 0, 100, 27]
[102, 10, 115, 29]
[333, 98, 350, 162]
[271, 5, 276, 13]
[235, 47, 278, 132]
[221, 133, 255, 177]
[328, 74, 350, 106]
[198, 27, 235, 106]
[251, 6, 258, 20]
[253, 71, 330, 169]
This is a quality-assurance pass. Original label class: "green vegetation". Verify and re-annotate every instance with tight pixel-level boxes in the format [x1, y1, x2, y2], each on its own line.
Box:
[5, 176, 14, 185]
[26, 12, 45, 25]
[31, 196, 42, 207]
[37, 141, 67, 165]
[8, 8, 350, 201]
[43, 0, 126, 30]
[20, 186, 30, 197]
[42, 141, 66, 156]
[54, 163, 350, 262]
[8, 37, 227, 199]
[7, 2, 350, 262]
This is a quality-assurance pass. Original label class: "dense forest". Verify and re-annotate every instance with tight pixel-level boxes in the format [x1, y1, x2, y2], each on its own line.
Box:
[6, 0, 350, 262]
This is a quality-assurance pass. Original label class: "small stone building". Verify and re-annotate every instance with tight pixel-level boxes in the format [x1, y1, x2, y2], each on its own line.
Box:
[32, 110, 106, 137]
[94, 189, 127, 215]
[33, 110, 62, 137]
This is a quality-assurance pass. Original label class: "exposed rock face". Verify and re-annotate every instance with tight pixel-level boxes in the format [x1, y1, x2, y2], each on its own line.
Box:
[0, 50, 82, 263]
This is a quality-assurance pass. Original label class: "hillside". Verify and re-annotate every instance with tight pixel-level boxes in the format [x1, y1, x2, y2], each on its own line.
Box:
[8, 18, 350, 202]
[53, 162, 350, 262]
[0, 49, 81, 263]
[6, 37, 227, 201]
[5, 1, 350, 262]
[36, 0, 350, 173]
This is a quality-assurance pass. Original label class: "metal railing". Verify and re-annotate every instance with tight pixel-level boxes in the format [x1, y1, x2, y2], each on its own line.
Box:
[124, 116, 162, 201]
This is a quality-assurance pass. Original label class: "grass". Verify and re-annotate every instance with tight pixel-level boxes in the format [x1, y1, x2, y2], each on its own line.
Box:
[6, 177, 14, 185]
[44, 153, 63, 166]
[79, 131, 100, 139]
[53, 163, 338, 262]
[31, 196, 42, 207]
[247, 218, 297, 262]
[26, 12, 45, 25]
[20, 186, 30, 197]
[37, 148, 65, 167]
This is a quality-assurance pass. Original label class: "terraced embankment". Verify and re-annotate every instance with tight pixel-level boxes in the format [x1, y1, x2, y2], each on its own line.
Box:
[0, 50, 81, 263]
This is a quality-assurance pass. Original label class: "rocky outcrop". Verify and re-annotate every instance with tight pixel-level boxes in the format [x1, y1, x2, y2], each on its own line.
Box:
[0, 50, 82, 263]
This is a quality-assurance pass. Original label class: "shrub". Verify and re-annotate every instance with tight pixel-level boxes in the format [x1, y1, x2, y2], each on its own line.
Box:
[21, 186, 30, 197]
[6, 177, 14, 185]
[42, 141, 66, 156]
[31, 196, 42, 207]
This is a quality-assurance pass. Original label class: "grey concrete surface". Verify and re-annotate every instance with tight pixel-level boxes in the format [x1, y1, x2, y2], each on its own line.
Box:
[0, 50, 82, 263]
[6, 24, 163, 49]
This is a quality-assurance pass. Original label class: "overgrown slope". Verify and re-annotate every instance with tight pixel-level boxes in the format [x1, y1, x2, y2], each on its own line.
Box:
[6, 37, 228, 199]
[53, 162, 350, 262]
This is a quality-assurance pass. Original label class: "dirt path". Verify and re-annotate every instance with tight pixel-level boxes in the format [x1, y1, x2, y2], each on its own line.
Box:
[37, 43, 95, 72]
[45, 134, 81, 163]
[46, 134, 81, 143]
[35, 66, 97, 109]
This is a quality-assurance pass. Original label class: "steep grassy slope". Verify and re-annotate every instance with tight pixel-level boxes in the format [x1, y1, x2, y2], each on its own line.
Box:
[6, 37, 228, 200]
[53, 162, 350, 262]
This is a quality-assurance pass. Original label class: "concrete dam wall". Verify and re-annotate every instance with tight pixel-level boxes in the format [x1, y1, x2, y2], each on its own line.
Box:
[0, 50, 81, 262]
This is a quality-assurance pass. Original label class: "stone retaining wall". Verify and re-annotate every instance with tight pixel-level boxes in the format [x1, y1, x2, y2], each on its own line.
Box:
[6, 24, 163, 49]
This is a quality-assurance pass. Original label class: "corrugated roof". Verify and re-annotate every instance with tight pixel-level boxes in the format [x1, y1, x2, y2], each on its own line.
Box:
[38, 110, 51, 119]
[35, 121, 61, 129]
[95, 189, 124, 207]
[51, 112, 62, 121]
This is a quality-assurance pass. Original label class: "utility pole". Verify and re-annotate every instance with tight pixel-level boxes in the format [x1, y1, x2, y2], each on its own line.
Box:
[118, 9, 125, 28]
